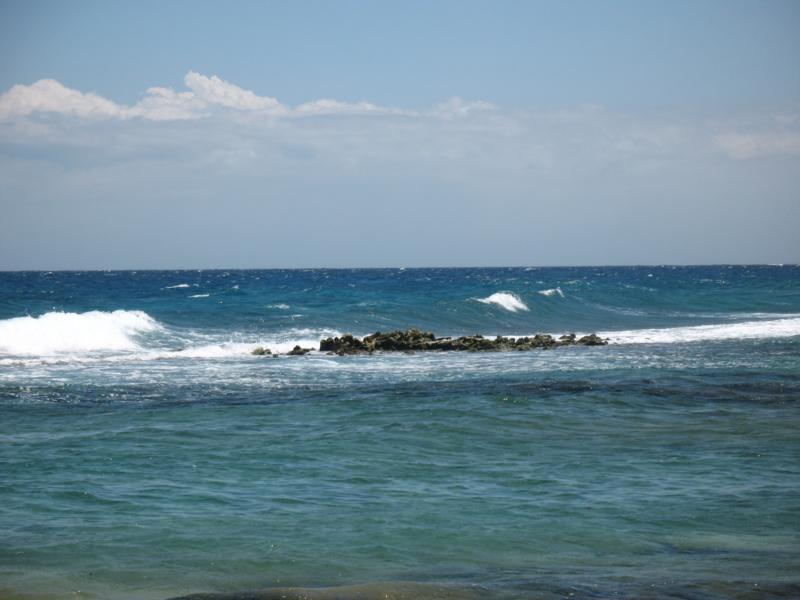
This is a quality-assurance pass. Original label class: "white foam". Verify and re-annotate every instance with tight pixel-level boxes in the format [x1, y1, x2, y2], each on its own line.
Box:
[125, 326, 343, 361]
[172, 337, 326, 358]
[268, 304, 290, 310]
[476, 292, 529, 313]
[189, 294, 210, 298]
[164, 283, 191, 289]
[0, 310, 161, 356]
[602, 317, 800, 345]
[538, 287, 564, 298]
[0, 327, 345, 366]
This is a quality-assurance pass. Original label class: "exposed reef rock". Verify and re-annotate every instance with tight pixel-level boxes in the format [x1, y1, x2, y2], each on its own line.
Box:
[574, 333, 607, 346]
[287, 345, 312, 356]
[318, 328, 608, 356]
[319, 333, 368, 355]
[254, 329, 608, 357]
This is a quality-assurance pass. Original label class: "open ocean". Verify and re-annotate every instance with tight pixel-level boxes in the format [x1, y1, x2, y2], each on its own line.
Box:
[1, 266, 798, 600]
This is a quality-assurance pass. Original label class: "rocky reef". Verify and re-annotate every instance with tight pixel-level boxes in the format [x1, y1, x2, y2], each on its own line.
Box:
[318, 328, 607, 356]
[251, 329, 607, 357]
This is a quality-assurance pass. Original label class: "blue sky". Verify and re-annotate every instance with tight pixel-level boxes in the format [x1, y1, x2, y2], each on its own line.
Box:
[1, 0, 799, 268]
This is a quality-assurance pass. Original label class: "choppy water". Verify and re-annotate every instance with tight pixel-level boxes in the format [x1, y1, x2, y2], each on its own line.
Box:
[1, 266, 799, 599]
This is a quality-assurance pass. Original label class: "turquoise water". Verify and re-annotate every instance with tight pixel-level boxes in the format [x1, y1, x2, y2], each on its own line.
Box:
[1, 266, 799, 599]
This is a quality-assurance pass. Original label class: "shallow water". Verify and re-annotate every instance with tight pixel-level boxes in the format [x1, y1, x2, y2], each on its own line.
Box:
[1, 266, 799, 599]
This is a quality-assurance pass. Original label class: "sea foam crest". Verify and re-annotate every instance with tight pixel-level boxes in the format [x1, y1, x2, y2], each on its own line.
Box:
[130, 327, 343, 360]
[477, 292, 529, 313]
[604, 316, 800, 345]
[0, 310, 160, 355]
[538, 287, 564, 298]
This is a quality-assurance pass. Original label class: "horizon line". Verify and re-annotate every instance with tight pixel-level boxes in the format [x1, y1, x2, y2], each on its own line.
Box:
[0, 262, 796, 273]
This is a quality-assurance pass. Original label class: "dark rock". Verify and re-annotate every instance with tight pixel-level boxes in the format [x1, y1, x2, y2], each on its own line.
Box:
[428, 335, 493, 352]
[576, 333, 608, 346]
[319, 333, 369, 355]
[313, 329, 609, 356]
[287, 345, 312, 356]
[363, 328, 435, 351]
[251, 346, 271, 356]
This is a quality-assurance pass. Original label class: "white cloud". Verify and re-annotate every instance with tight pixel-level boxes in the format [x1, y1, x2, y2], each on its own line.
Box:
[127, 72, 287, 120]
[431, 97, 495, 120]
[0, 72, 488, 123]
[0, 79, 125, 120]
[714, 132, 800, 159]
[3, 72, 797, 173]
[293, 98, 407, 117]
[183, 71, 285, 113]
[129, 86, 204, 121]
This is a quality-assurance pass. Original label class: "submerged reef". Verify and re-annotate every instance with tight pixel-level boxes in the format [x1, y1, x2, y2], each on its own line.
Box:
[167, 581, 482, 599]
[253, 328, 608, 356]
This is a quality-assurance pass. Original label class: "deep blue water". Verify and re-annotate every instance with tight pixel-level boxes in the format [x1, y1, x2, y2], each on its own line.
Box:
[1, 266, 799, 599]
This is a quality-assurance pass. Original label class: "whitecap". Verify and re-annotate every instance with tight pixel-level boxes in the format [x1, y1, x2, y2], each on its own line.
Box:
[189, 294, 210, 298]
[164, 283, 191, 289]
[538, 287, 564, 298]
[602, 317, 800, 345]
[0, 310, 161, 356]
[139, 327, 343, 359]
[476, 292, 529, 313]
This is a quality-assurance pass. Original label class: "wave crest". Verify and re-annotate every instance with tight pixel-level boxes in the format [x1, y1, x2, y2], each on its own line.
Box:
[604, 317, 800, 345]
[0, 310, 161, 355]
[476, 292, 529, 313]
[538, 287, 565, 298]
[476, 292, 528, 312]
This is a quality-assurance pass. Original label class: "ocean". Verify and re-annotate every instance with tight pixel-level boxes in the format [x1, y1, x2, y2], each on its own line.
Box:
[0, 266, 798, 600]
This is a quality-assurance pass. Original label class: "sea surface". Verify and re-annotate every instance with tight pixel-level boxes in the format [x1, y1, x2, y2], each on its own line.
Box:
[1, 266, 799, 600]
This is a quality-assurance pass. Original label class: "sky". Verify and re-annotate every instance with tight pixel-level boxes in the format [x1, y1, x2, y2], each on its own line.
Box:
[1, 0, 799, 269]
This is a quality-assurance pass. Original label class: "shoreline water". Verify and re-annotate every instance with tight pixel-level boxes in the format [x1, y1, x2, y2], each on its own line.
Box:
[2, 267, 798, 600]
[3, 575, 800, 600]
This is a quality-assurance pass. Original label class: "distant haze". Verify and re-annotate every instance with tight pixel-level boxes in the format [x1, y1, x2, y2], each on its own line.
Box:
[1, 0, 799, 269]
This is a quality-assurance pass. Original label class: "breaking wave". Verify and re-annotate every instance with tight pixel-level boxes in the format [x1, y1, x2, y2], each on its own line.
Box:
[0, 309, 341, 364]
[603, 317, 800, 345]
[476, 292, 529, 313]
[2, 305, 798, 366]
[0, 310, 161, 356]
[538, 287, 564, 298]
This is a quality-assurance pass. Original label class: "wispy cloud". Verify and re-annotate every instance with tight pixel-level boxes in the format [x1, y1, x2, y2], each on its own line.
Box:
[1, 71, 799, 174]
[293, 99, 408, 117]
[0, 71, 483, 122]
[713, 131, 800, 159]
[1, 72, 797, 270]
[431, 97, 495, 120]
